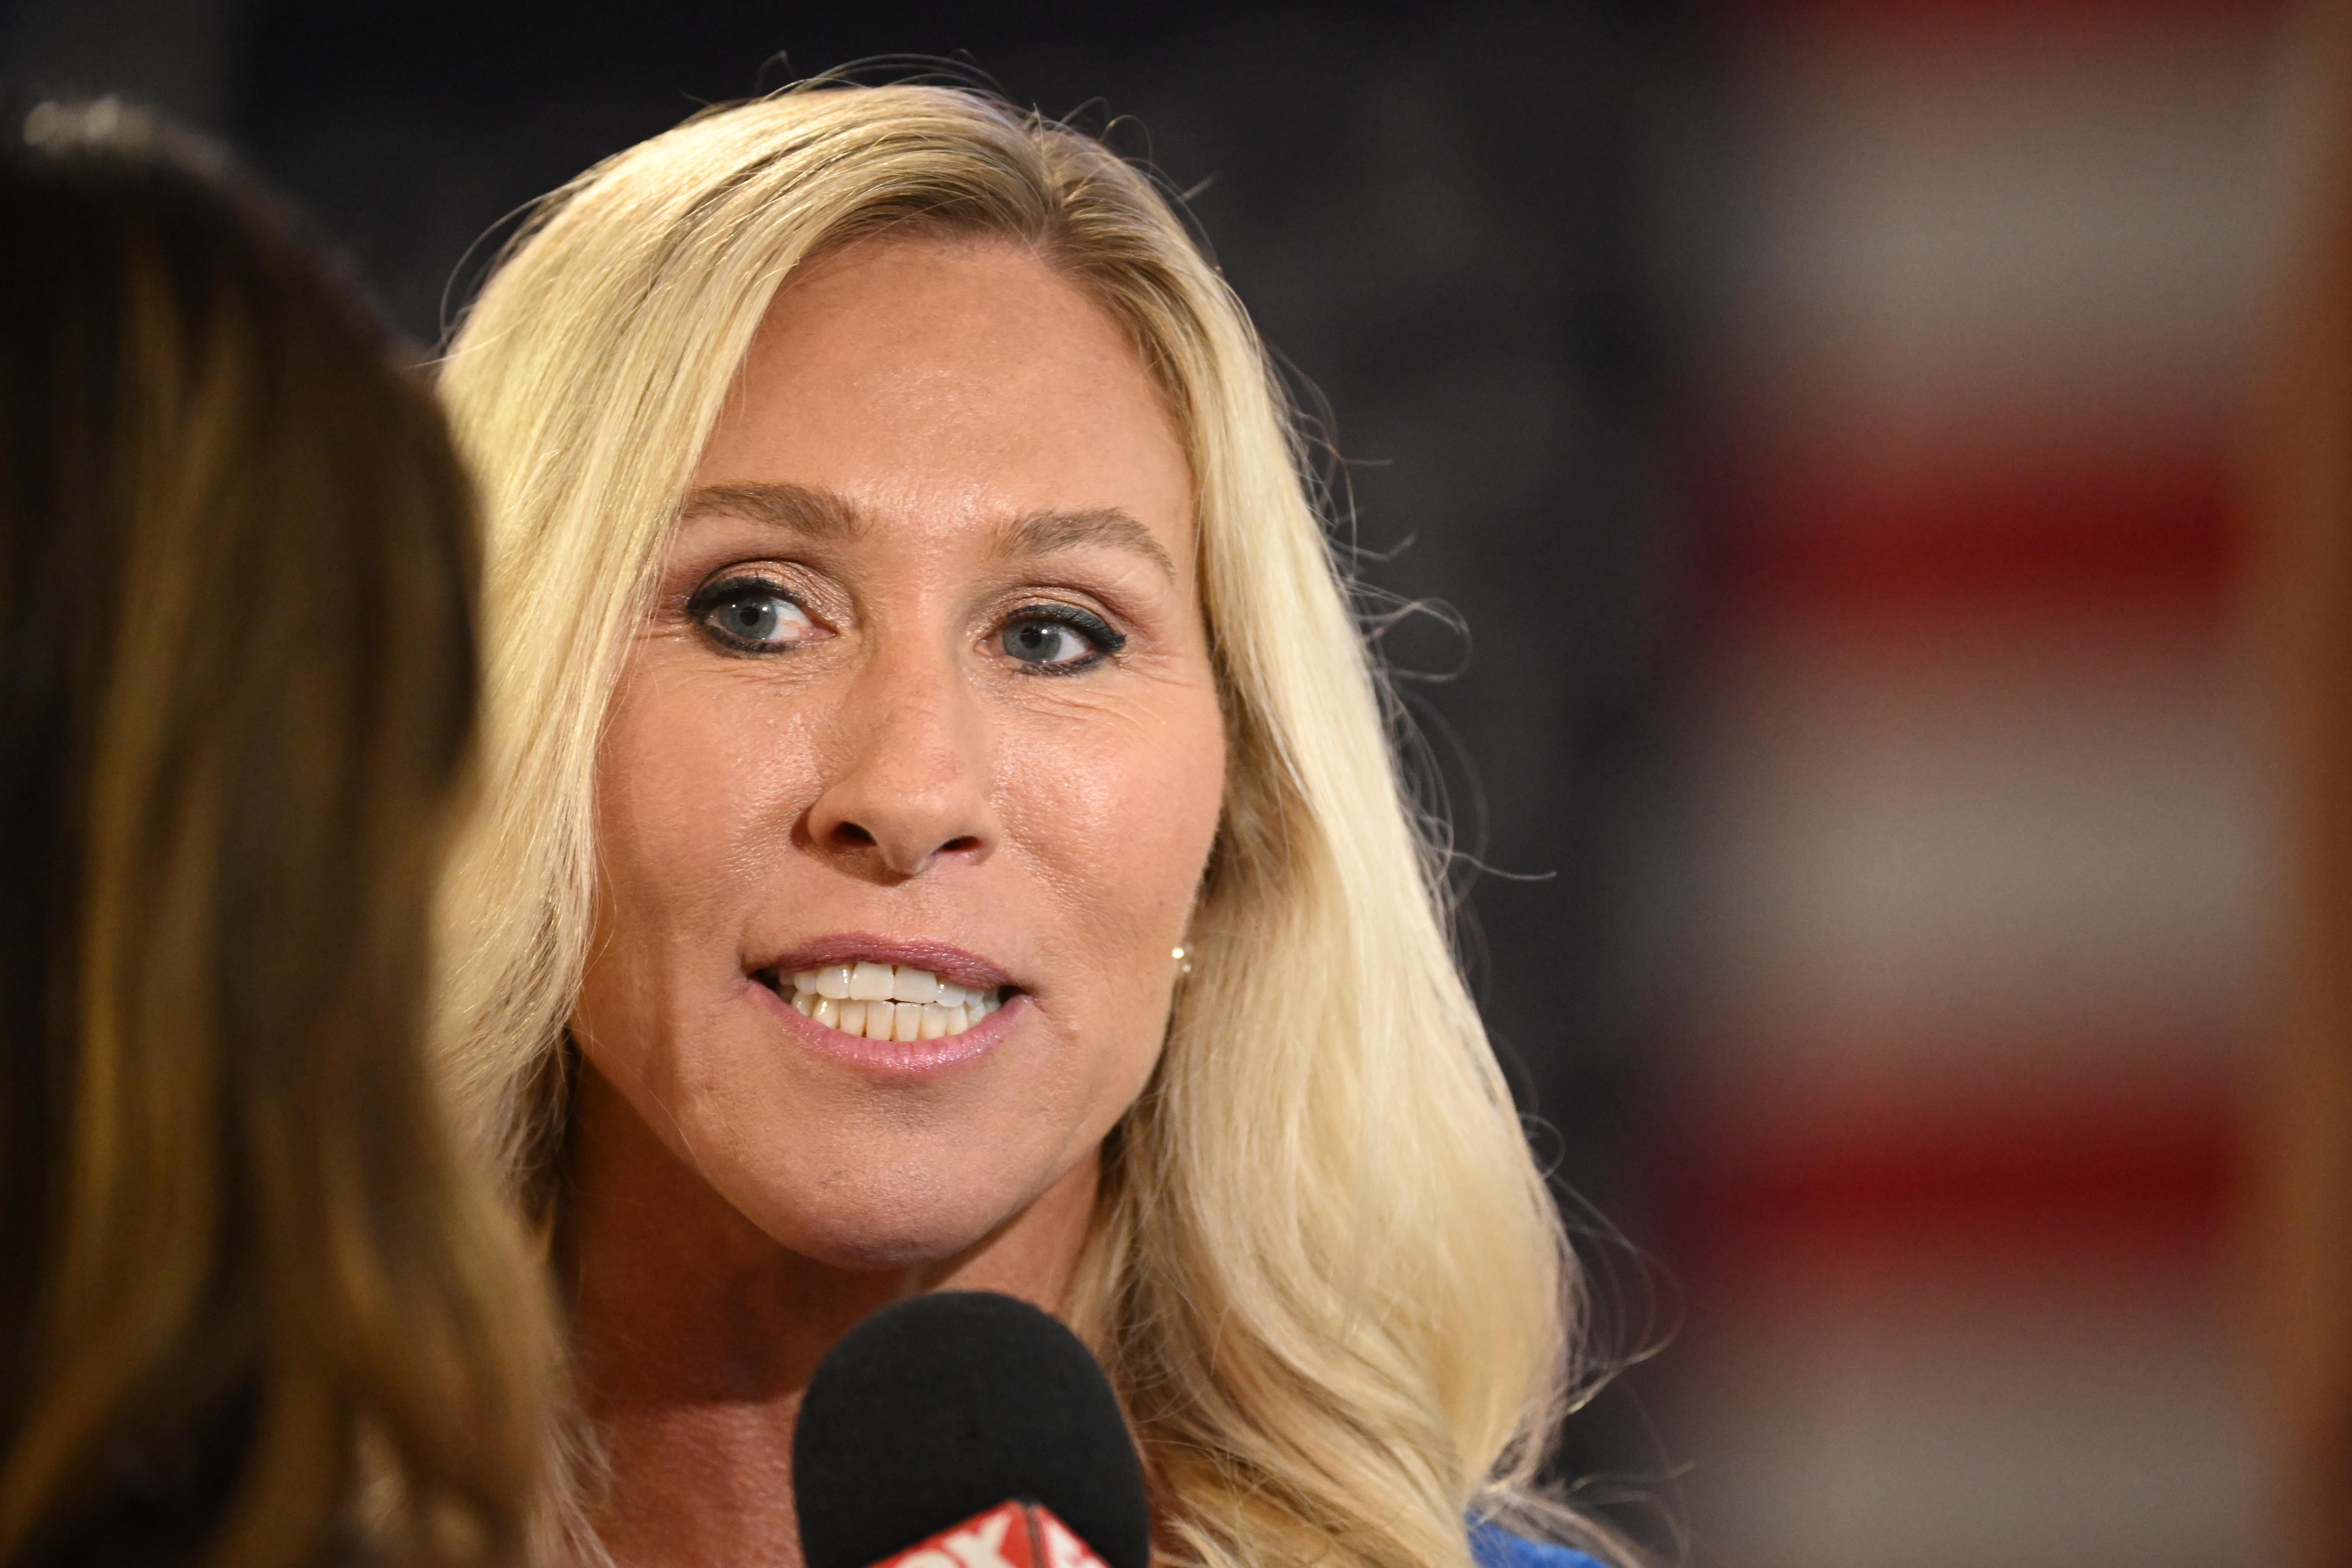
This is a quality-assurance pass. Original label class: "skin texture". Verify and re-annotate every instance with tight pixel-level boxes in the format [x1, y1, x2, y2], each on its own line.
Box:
[567, 236, 1226, 1568]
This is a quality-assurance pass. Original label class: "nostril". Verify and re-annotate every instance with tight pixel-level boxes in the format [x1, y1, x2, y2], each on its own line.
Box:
[937, 835, 982, 856]
[832, 822, 877, 847]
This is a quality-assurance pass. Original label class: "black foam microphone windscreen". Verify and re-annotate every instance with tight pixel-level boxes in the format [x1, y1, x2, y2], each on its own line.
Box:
[791, 1291, 1151, 1568]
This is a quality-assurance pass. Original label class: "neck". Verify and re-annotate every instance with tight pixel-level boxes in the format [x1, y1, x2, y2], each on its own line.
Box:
[565, 1064, 1101, 1568]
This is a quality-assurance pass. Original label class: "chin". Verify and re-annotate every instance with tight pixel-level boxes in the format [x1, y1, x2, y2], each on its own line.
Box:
[737, 1164, 1027, 1272]
[790, 1228, 983, 1273]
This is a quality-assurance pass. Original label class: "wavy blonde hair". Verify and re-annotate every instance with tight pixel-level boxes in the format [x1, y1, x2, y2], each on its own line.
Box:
[436, 81, 1617, 1568]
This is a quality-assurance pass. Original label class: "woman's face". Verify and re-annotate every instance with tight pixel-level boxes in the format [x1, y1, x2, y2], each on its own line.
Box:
[573, 236, 1224, 1270]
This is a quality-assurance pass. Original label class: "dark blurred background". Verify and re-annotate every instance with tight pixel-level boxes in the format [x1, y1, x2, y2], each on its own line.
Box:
[2, 1, 2305, 1564]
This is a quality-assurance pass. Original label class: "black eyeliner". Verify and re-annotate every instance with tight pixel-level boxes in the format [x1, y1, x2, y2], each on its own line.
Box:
[686, 572, 810, 655]
[684, 571, 793, 617]
[1015, 603, 1126, 653]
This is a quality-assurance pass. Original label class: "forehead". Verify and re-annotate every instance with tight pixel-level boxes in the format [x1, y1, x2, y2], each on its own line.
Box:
[690, 236, 1193, 565]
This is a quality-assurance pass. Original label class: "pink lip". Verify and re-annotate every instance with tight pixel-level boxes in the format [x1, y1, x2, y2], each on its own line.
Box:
[756, 932, 1016, 994]
[749, 978, 1022, 1078]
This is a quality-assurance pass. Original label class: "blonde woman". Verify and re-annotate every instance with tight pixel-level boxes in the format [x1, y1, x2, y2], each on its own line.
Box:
[438, 82, 1628, 1568]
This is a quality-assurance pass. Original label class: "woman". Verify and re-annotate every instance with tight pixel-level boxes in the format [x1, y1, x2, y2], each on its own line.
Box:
[0, 102, 555, 1568]
[438, 83, 1625, 1568]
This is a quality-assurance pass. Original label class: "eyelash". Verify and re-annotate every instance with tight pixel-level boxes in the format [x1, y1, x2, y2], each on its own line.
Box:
[686, 574, 814, 654]
[1000, 602, 1128, 675]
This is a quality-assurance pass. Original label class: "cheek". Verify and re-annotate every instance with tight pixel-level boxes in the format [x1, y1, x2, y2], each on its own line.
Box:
[580, 667, 822, 1035]
[997, 695, 1227, 969]
[602, 669, 818, 897]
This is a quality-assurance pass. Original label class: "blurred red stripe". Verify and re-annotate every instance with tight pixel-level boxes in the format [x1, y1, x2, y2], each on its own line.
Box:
[1699, 454, 2237, 629]
[1657, 1079, 2237, 1270]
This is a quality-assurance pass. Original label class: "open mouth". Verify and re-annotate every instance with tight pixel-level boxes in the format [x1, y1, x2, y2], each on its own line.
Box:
[757, 961, 1008, 1042]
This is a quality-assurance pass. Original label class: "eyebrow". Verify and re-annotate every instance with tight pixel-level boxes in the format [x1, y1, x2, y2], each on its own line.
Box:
[678, 481, 862, 539]
[678, 481, 1178, 582]
[996, 507, 1177, 583]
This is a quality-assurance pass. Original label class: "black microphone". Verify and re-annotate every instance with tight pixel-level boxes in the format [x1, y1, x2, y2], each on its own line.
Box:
[792, 1291, 1151, 1568]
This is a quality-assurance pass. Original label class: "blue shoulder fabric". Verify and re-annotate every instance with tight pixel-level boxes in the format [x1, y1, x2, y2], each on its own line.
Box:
[1467, 1520, 1608, 1568]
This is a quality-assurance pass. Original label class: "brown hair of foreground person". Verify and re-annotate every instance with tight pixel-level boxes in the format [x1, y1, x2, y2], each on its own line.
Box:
[0, 101, 554, 1568]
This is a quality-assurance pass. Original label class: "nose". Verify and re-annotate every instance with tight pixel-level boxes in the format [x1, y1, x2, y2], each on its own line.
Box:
[803, 647, 997, 882]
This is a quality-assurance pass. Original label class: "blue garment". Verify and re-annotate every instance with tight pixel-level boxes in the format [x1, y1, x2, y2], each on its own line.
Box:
[1468, 1520, 1608, 1568]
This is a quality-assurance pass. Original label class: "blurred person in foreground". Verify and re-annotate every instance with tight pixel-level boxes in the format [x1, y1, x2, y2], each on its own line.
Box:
[436, 79, 1628, 1568]
[0, 101, 555, 1568]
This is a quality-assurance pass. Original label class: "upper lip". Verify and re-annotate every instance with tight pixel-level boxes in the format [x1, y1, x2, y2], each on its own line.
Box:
[755, 933, 1017, 994]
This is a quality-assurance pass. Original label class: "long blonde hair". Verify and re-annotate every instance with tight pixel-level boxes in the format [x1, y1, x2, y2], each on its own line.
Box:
[437, 81, 1614, 1568]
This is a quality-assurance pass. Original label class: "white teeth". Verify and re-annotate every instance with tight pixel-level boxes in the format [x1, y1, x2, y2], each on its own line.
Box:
[779, 961, 1001, 1039]
[784, 964, 1001, 1040]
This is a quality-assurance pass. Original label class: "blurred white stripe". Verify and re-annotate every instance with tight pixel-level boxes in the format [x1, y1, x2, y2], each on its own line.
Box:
[1674, 619, 2263, 1090]
[1678, 1261, 2250, 1568]
[1714, 15, 2282, 481]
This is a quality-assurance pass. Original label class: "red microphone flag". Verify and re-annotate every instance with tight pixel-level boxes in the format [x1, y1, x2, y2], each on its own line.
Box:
[861, 1500, 1112, 1568]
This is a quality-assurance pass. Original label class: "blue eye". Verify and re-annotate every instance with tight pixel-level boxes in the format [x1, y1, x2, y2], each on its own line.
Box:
[1000, 607, 1122, 671]
[691, 577, 819, 652]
